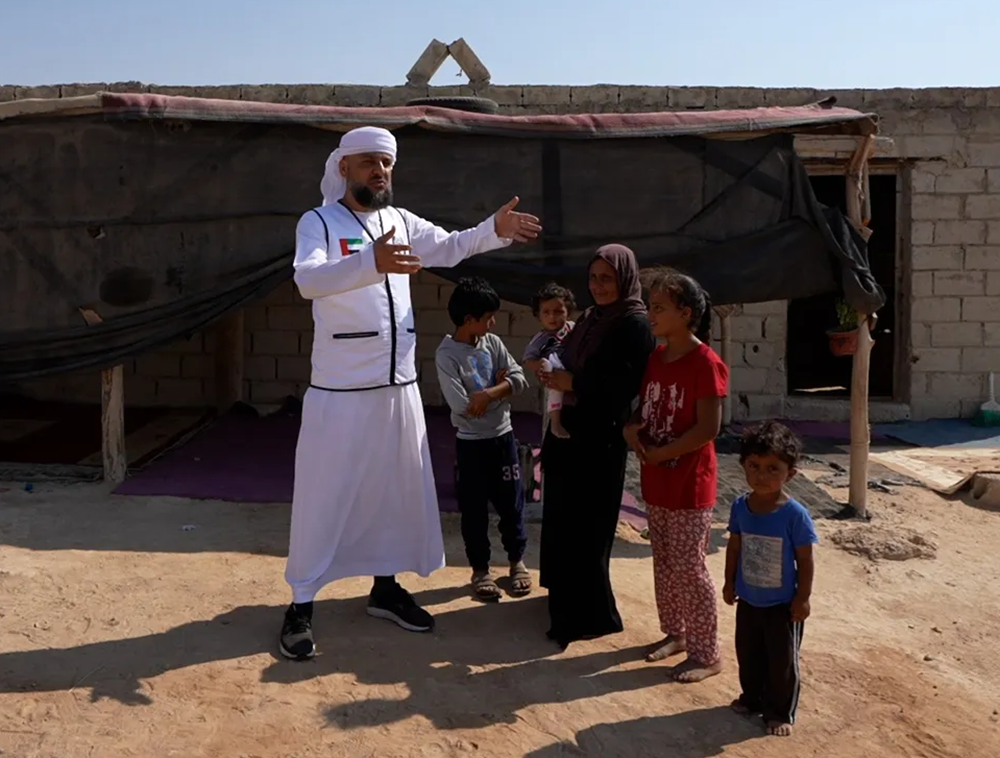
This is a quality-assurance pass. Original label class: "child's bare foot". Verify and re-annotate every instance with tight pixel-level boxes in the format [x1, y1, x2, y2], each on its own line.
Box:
[767, 721, 793, 737]
[671, 658, 722, 683]
[645, 635, 686, 662]
[550, 418, 570, 439]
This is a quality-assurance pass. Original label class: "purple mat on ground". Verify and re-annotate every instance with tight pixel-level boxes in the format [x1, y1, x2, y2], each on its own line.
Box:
[114, 406, 544, 512]
[731, 419, 888, 443]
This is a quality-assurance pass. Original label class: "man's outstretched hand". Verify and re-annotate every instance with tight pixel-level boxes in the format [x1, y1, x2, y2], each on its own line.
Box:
[494, 197, 542, 243]
[373, 227, 422, 275]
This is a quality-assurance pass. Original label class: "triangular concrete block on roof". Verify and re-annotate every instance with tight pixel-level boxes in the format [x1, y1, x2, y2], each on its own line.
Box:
[406, 38, 491, 87]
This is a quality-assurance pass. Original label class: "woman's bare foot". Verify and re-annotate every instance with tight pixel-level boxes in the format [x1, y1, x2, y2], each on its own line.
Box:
[645, 635, 686, 662]
[767, 721, 793, 737]
[671, 658, 723, 683]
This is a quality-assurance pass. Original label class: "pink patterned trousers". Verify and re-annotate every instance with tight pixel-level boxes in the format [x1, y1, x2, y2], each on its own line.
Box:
[647, 507, 720, 666]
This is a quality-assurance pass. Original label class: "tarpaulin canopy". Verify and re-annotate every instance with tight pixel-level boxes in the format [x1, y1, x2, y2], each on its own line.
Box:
[0, 92, 884, 381]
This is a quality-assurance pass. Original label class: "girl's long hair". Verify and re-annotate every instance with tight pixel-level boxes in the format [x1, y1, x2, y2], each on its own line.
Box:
[642, 267, 713, 342]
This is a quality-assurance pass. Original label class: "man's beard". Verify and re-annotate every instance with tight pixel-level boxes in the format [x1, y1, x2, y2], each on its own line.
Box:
[349, 181, 393, 210]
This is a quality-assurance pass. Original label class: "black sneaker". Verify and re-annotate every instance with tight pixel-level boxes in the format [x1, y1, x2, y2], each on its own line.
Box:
[279, 603, 316, 660]
[366, 582, 434, 632]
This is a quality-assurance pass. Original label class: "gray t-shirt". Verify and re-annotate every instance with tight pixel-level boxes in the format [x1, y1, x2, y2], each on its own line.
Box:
[435, 333, 529, 440]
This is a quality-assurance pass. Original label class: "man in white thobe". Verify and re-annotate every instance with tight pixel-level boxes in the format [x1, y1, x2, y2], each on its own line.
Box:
[280, 126, 541, 659]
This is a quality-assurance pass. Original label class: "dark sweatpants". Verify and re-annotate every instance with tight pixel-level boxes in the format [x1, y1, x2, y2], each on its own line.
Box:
[735, 600, 804, 725]
[455, 431, 527, 571]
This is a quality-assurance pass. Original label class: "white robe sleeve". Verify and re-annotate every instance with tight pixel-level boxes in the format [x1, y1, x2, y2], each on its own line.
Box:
[398, 208, 513, 269]
[292, 211, 385, 300]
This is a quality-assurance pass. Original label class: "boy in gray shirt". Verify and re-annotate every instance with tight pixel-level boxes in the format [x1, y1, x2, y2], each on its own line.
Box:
[435, 277, 531, 601]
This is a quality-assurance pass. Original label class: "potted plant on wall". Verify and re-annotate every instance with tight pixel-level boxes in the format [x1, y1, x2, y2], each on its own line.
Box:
[827, 298, 859, 357]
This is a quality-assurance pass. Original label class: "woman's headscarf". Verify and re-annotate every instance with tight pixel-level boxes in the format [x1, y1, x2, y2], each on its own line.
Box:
[560, 244, 647, 373]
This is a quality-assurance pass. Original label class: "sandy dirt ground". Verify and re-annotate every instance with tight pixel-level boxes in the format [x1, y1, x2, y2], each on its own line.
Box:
[1, 472, 999, 758]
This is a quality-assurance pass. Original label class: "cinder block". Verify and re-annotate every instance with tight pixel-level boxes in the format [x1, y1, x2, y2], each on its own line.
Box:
[911, 396, 961, 420]
[969, 110, 1000, 135]
[911, 169, 940, 193]
[380, 85, 429, 106]
[267, 304, 313, 331]
[106, 81, 148, 94]
[421, 381, 443, 406]
[734, 394, 785, 422]
[252, 331, 300, 355]
[447, 38, 491, 86]
[988, 271, 1000, 295]
[14, 85, 60, 100]
[762, 316, 786, 342]
[987, 169, 1000, 194]
[762, 88, 818, 107]
[277, 356, 312, 381]
[962, 296, 1000, 321]
[911, 221, 935, 245]
[928, 372, 985, 400]
[245, 355, 277, 381]
[406, 39, 450, 86]
[964, 246, 1000, 269]
[967, 142, 1000, 167]
[618, 86, 668, 111]
[968, 195, 1000, 220]
[263, 281, 297, 305]
[912, 88, 978, 108]
[478, 86, 524, 107]
[510, 311, 540, 338]
[715, 88, 766, 109]
[962, 348, 1000, 372]
[985, 323, 1000, 345]
[123, 375, 159, 406]
[569, 86, 620, 113]
[286, 85, 338, 106]
[912, 272, 934, 297]
[740, 301, 785, 316]
[731, 367, 768, 393]
[181, 354, 214, 378]
[0, 85, 15, 102]
[156, 378, 206, 406]
[816, 89, 865, 110]
[863, 88, 915, 110]
[911, 194, 961, 220]
[989, 222, 1000, 245]
[911, 323, 931, 347]
[668, 87, 716, 109]
[911, 297, 962, 322]
[931, 322, 984, 347]
[298, 331, 315, 354]
[136, 353, 181, 377]
[240, 85, 288, 103]
[417, 309, 454, 337]
[411, 283, 440, 308]
[898, 135, 963, 160]
[334, 85, 381, 107]
[492, 311, 511, 336]
[935, 168, 987, 193]
[744, 341, 778, 369]
[912, 347, 963, 371]
[730, 316, 764, 341]
[934, 271, 985, 296]
[913, 245, 964, 270]
[60, 82, 105, 97]
[935, 220, 987, 245]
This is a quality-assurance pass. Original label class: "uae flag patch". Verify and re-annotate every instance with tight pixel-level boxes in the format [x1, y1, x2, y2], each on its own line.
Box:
[338, 237, 364, 257]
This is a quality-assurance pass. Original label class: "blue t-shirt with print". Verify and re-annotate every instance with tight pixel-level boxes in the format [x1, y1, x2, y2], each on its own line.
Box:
[727, 495, 819, 607]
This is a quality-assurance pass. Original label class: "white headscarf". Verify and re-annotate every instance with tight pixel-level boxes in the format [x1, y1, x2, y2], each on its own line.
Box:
[319, 126, 398, 206]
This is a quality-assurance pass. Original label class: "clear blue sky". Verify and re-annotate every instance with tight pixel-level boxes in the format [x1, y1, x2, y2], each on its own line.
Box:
[3, 0, 996, 88]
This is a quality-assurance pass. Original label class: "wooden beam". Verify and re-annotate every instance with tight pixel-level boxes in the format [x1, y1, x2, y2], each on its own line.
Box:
[846, 135, 877, 519]
[101, 365, 127, 484]
[213, 310, 245, 412]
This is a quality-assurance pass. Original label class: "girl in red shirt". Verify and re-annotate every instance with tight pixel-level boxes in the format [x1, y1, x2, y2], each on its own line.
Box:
[624, 268, 729, 683]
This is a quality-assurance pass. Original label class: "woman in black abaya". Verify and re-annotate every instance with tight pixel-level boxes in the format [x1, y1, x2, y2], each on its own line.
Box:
[538, 244, 655, 650]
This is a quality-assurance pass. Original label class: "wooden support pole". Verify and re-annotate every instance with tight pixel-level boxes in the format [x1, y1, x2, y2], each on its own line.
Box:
[846, 135, 877, 518]
[213, 310, 245, 413]
[101, 364, 127, 484]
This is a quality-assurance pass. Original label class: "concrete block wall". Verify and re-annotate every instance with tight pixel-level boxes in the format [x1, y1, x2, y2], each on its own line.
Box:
[5, 81, 1000, 418]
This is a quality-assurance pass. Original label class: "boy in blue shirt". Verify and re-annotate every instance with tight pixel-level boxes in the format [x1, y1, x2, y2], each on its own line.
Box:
[723, 421, 818, 737]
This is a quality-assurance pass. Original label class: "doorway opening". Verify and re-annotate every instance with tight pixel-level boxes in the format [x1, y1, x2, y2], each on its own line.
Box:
[786, 173, 897, 399]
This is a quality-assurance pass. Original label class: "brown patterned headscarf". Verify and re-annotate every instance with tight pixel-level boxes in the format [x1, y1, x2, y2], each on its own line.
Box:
[560, 244, 647, 372]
